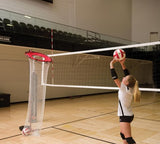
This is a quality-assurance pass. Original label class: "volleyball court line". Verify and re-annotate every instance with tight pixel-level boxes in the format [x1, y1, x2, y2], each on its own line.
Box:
[0, 99, 159, 142]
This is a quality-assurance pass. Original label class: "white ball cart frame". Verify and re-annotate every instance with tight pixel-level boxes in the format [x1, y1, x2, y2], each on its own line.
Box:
[23, 51, 52, 136]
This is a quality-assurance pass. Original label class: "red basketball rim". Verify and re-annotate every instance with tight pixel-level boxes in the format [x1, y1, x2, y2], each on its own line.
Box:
[25, 51, 52, 62]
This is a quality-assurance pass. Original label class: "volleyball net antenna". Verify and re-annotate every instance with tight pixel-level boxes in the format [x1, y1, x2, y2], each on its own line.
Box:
[44, 41, 160, 92]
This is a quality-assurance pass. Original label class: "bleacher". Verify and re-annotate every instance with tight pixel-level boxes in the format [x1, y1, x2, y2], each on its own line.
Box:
[0, 9, 159, 60]
[0, 9, 123, 53]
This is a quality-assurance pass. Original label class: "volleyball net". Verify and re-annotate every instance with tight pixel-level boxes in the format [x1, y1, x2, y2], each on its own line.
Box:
[44, 41, 160, 92]
[23, 41, 160, 136]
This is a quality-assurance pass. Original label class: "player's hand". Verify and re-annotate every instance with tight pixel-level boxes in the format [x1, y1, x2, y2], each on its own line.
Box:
[119, 58, 126, 65]
[110, 58, 118, 68]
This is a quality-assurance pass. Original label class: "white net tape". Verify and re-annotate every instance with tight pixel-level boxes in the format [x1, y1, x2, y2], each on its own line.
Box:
[48, 41, 160, 57]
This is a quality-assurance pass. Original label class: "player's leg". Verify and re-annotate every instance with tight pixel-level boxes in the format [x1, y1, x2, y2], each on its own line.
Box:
[120, 131, 128, 144]
[120, 122, 136, 144]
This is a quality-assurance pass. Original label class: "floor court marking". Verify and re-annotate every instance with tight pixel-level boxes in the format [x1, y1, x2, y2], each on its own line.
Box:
[0, 111, 117, 141]
[133, 100, 160, 109]
[0, 100, 159, 141]
[0, 134, 21, 141]
[136, 117, 160, 122]
[53, 127, 117, 144]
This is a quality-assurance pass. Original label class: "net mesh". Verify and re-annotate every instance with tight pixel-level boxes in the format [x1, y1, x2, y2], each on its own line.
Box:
[45, 42, 160, 92]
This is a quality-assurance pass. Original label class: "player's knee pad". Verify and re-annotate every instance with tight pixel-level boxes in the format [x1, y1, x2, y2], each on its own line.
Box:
[120, 132, 125, 140]
[126, 137, 136, 144]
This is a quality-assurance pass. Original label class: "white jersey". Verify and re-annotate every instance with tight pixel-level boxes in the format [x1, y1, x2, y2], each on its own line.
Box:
[118, 83, 134, 116]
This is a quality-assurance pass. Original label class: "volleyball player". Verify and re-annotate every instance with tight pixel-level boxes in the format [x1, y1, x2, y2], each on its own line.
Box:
[110, 58, 141, 144]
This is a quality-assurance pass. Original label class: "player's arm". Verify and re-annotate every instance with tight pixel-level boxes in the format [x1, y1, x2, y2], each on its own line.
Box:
[119, 58, 130, 76]
[110, 59, 121, 88]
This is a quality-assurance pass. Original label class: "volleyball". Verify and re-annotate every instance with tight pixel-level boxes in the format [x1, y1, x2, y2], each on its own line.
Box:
[22, 127, 31, 136]
[113, 49, 126, 60]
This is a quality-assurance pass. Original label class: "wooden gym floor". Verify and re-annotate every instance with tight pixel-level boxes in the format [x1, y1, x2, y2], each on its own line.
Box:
[0, 91, 160, 144]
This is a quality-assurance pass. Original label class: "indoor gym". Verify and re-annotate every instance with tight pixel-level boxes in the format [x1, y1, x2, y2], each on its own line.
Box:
[0, 1, 160, 144]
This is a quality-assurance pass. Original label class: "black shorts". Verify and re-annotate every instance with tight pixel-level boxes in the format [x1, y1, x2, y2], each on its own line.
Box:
[119, 115, 134, 123]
